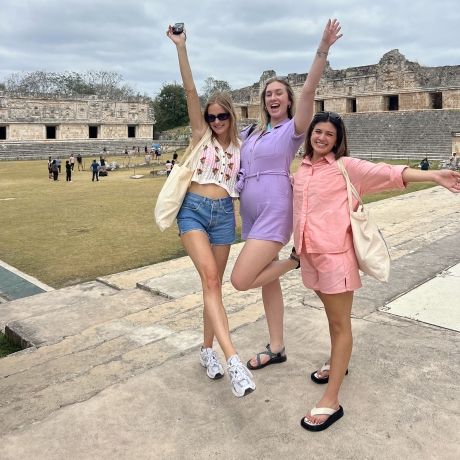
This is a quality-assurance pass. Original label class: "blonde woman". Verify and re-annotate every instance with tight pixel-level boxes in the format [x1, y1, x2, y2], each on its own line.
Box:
[167, 25, 255, 397]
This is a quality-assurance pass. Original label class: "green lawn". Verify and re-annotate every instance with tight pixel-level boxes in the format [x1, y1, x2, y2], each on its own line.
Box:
[0, 156, 438, 288]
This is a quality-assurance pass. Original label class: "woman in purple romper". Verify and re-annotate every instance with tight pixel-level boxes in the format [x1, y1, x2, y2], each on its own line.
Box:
[231, 19, 343, 369]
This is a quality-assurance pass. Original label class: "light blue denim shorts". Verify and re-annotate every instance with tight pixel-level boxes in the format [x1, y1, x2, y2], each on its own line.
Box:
[177, 192, 235, 245]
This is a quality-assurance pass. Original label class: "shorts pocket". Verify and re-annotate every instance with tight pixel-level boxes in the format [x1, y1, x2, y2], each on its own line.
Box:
[221, 199, 234, 214]
[181, 195, 205, 211]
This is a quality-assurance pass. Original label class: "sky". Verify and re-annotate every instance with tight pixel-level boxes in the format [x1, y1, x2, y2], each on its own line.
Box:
[0, 0, 459, 99]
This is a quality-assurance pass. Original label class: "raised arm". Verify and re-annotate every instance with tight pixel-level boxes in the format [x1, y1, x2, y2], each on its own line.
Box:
[402, 168, 460, 193]
[294, 19, 342, 134]
[166, 25, 207, 145]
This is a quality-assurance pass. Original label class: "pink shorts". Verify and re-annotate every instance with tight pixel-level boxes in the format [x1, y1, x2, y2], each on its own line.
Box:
[299, 247, 362, 294]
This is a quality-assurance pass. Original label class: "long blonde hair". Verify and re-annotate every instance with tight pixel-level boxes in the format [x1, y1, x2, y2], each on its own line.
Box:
[257, 77, 295, 132]
[204, 92, 239, 147]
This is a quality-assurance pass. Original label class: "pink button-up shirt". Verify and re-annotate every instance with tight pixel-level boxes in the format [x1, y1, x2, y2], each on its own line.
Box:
[293, 153, 407, 254]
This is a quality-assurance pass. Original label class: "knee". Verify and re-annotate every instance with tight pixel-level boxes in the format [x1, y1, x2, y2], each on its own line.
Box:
[230, 272, 250, 291]
[201, 272, 222, 292]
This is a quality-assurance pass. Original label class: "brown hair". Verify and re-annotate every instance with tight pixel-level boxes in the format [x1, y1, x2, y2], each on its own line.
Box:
[204, 92, 239, 148]
[257, 77, 295, 132]
[303, 111, 349, 159]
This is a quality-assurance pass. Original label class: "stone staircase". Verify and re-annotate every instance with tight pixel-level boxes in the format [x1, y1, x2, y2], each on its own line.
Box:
[0, 242, 284, 432]
[344, 109, 459, 161]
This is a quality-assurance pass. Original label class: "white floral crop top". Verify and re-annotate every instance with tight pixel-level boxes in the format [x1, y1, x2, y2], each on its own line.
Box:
[191, 137, 241, 197]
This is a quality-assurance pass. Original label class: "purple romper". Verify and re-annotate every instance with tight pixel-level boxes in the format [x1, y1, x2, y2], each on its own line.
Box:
[238, 118, 305, 244]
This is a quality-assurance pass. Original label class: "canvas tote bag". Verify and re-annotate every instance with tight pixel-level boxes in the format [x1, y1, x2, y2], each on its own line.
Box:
[337, 158, 390, 282]
[154, 128, 212, 232]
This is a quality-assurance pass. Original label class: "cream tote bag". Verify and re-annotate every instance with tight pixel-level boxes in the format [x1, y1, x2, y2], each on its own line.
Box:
[154, 128, 212, 232]
[337, 158, 390, 282]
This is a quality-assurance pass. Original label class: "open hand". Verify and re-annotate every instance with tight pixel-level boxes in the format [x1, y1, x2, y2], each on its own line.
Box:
[435, 169, 460, 192]
[321, 19, 343, 48]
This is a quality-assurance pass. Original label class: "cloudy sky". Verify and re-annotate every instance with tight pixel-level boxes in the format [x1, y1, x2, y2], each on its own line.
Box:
[0, 0, 458, 98]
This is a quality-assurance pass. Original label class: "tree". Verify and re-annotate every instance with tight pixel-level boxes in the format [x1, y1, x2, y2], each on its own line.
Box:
[3, 70, 139, 100]
[153, 83, 188, 132]
[201, 77, 232, 103]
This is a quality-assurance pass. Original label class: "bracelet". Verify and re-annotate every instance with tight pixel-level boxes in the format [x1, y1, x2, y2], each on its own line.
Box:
[316, 49, 328, 58]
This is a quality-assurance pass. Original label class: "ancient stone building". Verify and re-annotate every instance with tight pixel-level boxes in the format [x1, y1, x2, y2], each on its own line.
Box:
[232, 50, 460, 160]
[0, 93, 154, 159]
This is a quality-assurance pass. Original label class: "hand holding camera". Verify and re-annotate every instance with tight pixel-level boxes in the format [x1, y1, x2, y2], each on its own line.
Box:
[172, 23, 184, 35]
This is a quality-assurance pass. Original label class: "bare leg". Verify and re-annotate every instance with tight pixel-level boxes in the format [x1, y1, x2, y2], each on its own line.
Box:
[181, 231, 236, 359]
[231, 239, 297, 291]
[231, 239, 288, 366]
[203, 244, 231, 348]
[305, 291, 353, 425]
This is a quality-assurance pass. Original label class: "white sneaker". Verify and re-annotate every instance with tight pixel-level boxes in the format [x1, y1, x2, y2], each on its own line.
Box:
[199, 347, 224, 379]
[227, 355, 256, 397]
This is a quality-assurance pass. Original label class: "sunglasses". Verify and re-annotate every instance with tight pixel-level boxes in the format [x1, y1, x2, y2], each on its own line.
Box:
[313, 111, 342, 121]
[205, 112, 230, 123]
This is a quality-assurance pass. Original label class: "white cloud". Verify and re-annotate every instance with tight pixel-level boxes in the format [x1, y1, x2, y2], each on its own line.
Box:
[0, 0, 458, 97]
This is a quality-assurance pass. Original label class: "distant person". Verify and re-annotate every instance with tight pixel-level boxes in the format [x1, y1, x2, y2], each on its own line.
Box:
[65, 160, 72, 182]
[69, 153, 75, 171]
[449, 152, 458, 170]
[50, 159, 59, 181]
[420, 157, 430, 170]
[48, 156, 53, 179]
[124, 146, 128, 156]
[165, 160, 172, 176]
[56, 158, 62, 173]
[90, 160, 100, 182]
[100, 156, 106, 167]
[155, 149, 161, 162]
[77, 153, 83, 171]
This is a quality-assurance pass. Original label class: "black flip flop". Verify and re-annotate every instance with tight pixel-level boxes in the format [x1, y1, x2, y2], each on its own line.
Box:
[300, 405, 344, 432]
[247, 344, 287, 370]
[311, 363, 348, 384]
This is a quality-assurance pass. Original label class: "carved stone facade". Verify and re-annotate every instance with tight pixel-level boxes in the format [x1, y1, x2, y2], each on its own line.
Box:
[231, 50, 460, 157]
[0, 94, 153, 141]
[232, 49, 460, 116]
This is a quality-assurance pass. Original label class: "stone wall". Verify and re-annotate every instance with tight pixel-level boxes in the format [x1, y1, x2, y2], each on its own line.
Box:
[0, 94, 153, 141]
[232, 49, 460, 114]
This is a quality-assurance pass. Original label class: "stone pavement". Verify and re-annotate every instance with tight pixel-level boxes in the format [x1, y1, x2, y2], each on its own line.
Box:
[0, 187, 459, 460]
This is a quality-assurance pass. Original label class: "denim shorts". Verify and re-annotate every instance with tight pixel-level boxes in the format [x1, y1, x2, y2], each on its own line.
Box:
[177, 192, 235, 245]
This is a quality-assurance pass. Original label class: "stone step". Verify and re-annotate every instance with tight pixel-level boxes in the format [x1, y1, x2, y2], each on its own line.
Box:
[0, 275, 275, 432]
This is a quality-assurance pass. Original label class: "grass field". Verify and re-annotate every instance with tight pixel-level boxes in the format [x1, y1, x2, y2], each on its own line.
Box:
[0, 155, 437, 288]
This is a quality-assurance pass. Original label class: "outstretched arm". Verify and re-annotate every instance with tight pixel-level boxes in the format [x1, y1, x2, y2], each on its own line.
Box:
[402, 168, 460, 193]
[166, 25, 207, 145]
[294, 19, 342, 134]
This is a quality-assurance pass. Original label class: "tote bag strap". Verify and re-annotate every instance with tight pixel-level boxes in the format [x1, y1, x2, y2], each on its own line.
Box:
[181, 128, 213, 169]
[336, 158, 364, 212]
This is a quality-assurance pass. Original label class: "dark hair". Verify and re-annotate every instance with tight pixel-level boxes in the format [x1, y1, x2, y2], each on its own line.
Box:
[303, 111, 349, 159]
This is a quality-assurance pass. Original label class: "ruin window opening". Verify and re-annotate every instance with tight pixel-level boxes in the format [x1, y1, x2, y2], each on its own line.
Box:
[128, 125, 136, 138]
[347, 98, 357, 113]
[0, 126, 7, 140]
[241, 107, 248, 119]
[89, 125, 99, 138]
[46, 125, 57, 139]
[385, 95, 399, 111]
[429, 92, 442, 109]
[315, 100, 325, 112]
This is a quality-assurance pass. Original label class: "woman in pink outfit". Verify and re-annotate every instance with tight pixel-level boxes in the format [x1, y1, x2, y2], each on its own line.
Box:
[294, 111, 460, 431]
